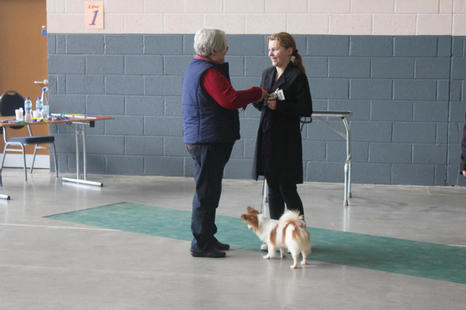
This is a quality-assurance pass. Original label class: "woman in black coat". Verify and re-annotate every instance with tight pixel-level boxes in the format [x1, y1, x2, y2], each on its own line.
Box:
[252, 32, 313, 221]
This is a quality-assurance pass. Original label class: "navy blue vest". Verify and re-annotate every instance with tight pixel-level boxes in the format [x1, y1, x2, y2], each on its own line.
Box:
[182, 58, 240, 144]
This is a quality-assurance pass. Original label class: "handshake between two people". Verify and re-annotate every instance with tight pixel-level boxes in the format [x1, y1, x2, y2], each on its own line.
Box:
[256, 88, 284, 111]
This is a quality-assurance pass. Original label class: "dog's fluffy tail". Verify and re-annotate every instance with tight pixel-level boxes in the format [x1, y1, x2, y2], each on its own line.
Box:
[281, 210, 311, 254]
[280, 210, 306, 228]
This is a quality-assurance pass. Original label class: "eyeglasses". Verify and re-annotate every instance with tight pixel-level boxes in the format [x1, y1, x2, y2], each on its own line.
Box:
[225, 46, 229, 52]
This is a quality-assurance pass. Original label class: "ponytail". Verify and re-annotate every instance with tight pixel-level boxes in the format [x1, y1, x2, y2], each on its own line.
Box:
[291, 49, 305, 74]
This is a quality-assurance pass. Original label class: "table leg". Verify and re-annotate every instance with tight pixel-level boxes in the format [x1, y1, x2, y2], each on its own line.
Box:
[75, 125, 80, 178]
[261, 179, 269, 217]
[62, 123, 103, 187]
[0, 170, 10, 200]
[82, 125, 87, 180]
[348, 161, 352, 198]
[343, 117, 352, 206]
[344, 162, 349, 206]
[312, 115, 352, 207]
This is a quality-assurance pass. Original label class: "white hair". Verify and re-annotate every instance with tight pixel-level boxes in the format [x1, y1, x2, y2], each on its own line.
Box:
[193, 28, 226, 57]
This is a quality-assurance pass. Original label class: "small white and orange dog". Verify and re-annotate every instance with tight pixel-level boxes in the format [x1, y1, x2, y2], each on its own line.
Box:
[241, 206, 311, 269]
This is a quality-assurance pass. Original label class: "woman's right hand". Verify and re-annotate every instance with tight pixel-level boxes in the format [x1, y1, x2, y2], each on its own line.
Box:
[265, 94, 277, 110]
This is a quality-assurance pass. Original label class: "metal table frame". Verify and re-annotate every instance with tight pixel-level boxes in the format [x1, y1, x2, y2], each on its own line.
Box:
[261, 110, 352, 213]
[61, 121, 103, 187]
[0, 174, 10, 199]
[0, 116, 113, 199]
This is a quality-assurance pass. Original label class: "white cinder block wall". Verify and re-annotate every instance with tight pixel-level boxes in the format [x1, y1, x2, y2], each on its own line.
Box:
[47, 0, 466, 35]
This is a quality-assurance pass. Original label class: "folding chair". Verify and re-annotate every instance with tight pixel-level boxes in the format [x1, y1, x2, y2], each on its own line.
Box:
[0, 90, 58, 181]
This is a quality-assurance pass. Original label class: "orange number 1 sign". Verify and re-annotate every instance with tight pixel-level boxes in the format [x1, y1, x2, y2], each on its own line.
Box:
[85, 1, 104, 29]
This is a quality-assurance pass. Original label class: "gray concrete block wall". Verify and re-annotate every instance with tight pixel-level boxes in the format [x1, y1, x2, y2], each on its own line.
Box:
[449, 36, 466, 186]
[48, 34, 466, 185]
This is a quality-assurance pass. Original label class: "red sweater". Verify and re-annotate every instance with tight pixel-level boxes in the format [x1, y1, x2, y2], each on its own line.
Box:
[195, 55, 262, 110]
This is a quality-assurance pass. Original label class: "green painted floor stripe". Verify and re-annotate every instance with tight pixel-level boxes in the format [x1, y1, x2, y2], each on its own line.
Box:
[47, 202, 466, 284]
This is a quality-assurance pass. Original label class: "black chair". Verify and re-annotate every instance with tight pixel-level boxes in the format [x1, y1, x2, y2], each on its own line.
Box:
[0, 90, 58, 181]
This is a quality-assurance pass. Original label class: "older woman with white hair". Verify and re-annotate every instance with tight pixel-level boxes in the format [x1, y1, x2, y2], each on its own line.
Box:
[182, 28, 266, 258]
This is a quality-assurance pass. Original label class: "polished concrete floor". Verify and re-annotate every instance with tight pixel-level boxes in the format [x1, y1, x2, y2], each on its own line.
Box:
[0, 169, 465, 310]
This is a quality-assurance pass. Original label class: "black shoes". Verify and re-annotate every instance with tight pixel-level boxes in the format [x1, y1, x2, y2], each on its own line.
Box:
[212, 238, 230, 251]
[191, 248, 226, 258]
[190, 239, 230, 258]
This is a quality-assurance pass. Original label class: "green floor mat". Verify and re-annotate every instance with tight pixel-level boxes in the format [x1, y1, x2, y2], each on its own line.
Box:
[47, 202, 466, 284]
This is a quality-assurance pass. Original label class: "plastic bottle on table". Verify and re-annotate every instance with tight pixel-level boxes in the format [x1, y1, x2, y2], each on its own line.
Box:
[40, 87, 49, 118]
[24, 97, 33, 121]
[35, 97, 43, 118]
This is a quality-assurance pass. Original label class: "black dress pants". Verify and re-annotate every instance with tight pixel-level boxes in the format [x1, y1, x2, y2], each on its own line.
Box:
[266, 178, 304, 220]
[187, 143, 234, 252]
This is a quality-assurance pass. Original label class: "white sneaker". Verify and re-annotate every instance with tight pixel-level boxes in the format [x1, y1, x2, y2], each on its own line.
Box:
[260, 243, 267, 251]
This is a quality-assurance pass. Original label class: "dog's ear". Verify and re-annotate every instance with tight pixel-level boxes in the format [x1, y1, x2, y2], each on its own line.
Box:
[247, 206, 259, 215]
[241, 214, 259, 231]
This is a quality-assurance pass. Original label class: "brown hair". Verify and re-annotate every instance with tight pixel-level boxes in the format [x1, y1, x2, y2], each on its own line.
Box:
[267, 32, 305, 74]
